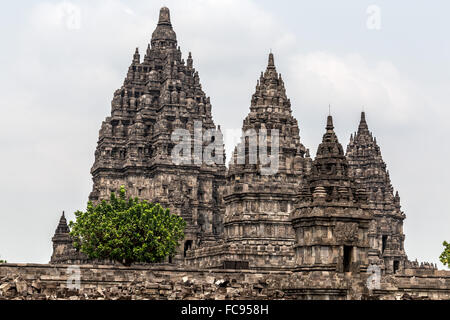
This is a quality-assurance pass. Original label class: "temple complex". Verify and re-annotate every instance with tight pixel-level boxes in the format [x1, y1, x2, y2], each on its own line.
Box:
[42, 7, 449, 300]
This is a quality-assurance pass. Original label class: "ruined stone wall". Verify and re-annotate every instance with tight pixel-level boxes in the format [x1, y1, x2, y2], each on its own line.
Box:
[0, 263, 291, 300]
[1, 263, 449, 300]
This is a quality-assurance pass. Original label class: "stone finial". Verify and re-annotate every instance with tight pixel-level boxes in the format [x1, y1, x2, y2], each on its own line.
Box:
[89, 6, 228, 263]
[187, 52, 193, 68]
[55, 211, 70, 235]
[394, 191, 401, 207]
[133, 48, 140, 64]
[268, 52, 275, 69]
[358, 111, 369, 132]
[158, 7, 172, 26]
[326, 115, 334, 131]
[151, 7, 177, 47]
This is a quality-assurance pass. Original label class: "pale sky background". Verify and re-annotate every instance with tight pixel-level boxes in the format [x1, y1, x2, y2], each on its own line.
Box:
[0, 0, 448, 268]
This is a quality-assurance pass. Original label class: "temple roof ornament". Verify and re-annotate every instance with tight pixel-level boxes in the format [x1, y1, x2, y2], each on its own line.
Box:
[54, 211, 70, 235]
[151, 7, 177, 48]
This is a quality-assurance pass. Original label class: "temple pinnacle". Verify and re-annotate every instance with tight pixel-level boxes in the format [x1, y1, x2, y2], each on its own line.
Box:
[151, 6, 177, 48]
[358, 111, 369, 132]
[133, 47, 140, 63]
[158, 7, 172, 26]
[326, 115, 334, 131]
[268, 52, 275, 69]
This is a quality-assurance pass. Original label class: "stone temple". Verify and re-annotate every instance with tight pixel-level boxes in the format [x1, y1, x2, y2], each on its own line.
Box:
[88, 6, 226, 256]
[31, 7, 448, 300]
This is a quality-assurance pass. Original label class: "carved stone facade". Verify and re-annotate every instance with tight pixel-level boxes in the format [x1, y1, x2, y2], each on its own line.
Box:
[48, 7, 447, 297]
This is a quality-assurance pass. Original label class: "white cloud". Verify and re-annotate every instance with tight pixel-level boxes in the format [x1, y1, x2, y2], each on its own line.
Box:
[29, 1, 82, 30]
[287, 51, 427, 127]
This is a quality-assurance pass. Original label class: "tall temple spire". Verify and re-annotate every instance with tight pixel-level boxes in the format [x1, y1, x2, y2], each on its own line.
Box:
[213, 52, 308, 270]
[346, 111, 407, 273]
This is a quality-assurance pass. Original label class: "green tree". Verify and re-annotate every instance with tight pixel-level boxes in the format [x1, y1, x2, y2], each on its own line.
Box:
[69, 186, 186, 265]
[0, 255, 6, 263]
[440, 241, 450, 267]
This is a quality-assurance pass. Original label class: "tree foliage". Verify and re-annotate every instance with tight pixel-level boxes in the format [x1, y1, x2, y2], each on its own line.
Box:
[69, 186, 186, 265]
[440, 241, 450, 267]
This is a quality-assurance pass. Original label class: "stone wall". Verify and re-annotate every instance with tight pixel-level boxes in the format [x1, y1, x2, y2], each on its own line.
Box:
[1, 263, 449, 300]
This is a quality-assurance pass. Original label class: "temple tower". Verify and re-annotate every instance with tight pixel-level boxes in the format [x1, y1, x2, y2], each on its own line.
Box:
[89, 7, 226, 256]
[346, 112, 407, 273]
[222, 53, 310, 269]
[187, 53, 310, 269]
[291, 116, 372, 273]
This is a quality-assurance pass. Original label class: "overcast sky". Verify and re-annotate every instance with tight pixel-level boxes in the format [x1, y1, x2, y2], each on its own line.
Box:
[0, 0, 448, 268]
